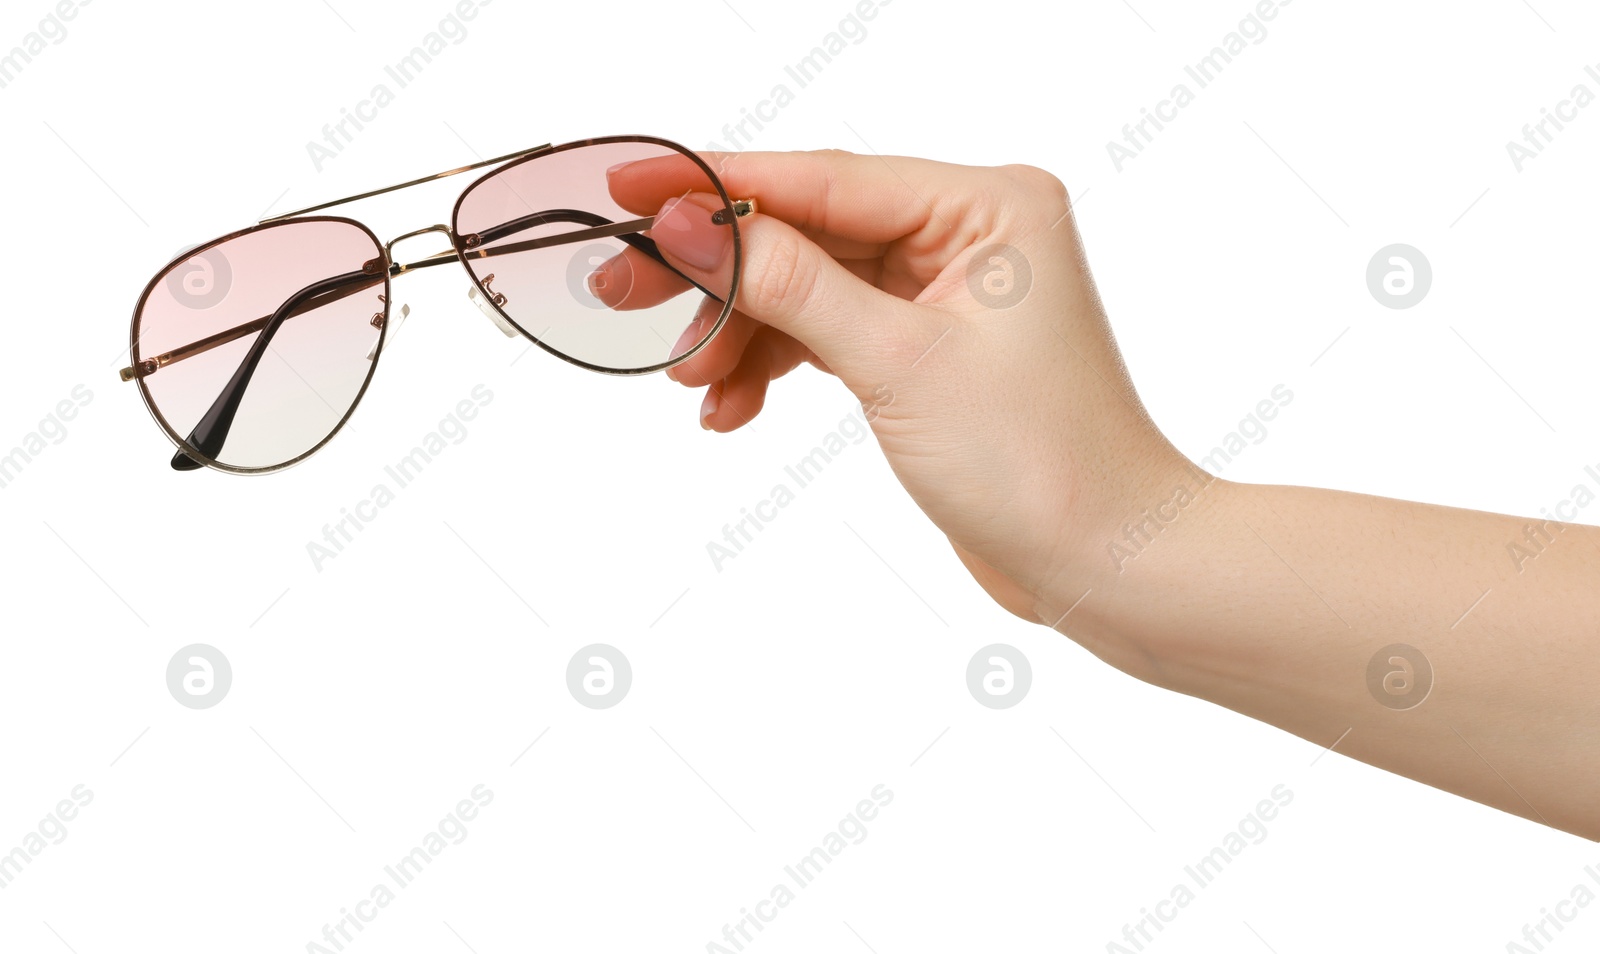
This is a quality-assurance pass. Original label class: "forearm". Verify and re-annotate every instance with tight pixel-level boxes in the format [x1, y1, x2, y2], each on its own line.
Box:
[1053, 473, 1600, 840]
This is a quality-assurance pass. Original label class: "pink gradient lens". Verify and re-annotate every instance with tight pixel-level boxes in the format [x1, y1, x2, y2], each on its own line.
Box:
[452, 139, 738, 372]
[132, 218, 388, 472]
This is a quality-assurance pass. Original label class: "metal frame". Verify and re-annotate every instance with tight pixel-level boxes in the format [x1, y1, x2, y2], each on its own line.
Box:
[126, 215, 394, 476]
[260, 144, 556, 223]
[120, 136, 756, 475]
[448, 135, 748, 377]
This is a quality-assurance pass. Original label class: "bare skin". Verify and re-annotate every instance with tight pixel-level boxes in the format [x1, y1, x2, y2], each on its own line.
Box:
[641, 149, 1600, 841]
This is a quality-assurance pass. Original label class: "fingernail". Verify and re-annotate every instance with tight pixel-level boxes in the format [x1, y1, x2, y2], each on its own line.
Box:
[653, 197, 730, 271]
[670, 313, 707, 362]
[585, 266, 608, 296]
[700, 387, 720, 429]
[606, 161, 634, 177]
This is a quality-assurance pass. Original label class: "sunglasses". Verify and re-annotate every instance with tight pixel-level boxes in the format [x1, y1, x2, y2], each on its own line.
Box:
[119, 135, 753, 475]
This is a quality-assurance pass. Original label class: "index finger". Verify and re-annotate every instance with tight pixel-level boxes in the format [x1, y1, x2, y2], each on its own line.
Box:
[606, 149, 949, 245]
[707, 149, 950, 244]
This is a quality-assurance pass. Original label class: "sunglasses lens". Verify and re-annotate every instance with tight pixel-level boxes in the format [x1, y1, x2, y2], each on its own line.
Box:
[453, 139, 738, 372]
[132, 218, 388, 471]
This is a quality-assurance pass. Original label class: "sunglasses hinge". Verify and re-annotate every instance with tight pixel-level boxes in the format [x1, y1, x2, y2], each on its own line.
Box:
[712, 198, 759, 225]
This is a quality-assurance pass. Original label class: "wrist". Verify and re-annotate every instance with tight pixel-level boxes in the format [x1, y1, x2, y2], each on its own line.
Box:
[1034, 455, 1252, 687]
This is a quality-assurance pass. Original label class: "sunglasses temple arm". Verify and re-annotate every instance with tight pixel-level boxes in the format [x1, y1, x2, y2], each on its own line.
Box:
[169, 268, 379, 471]
[468, 209, 728, 304]
[122, 273, 385, 382]
[472, 211, 655, 248]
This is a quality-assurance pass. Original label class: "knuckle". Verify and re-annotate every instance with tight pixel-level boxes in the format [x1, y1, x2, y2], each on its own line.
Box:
[996, 163, 1071, 229]
[998, 162, 1066, 196]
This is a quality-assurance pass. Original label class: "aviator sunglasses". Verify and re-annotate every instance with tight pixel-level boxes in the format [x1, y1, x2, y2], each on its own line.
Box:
[119, 135, 754, 474]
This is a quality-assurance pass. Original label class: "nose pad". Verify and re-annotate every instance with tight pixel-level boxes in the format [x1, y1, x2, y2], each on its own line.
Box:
[366, 302, 411, 360]
[469, 280, 522, 338]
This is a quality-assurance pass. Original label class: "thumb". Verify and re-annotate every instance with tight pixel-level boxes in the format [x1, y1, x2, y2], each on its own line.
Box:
[651, 196, 920, 382]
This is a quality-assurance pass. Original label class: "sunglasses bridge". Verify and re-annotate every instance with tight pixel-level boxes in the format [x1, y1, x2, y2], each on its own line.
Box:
[380, 224, 519, 337]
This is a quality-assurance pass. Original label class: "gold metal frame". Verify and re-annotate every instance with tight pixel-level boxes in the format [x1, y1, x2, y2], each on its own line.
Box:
[261, 144, 555, 223]
[120, 142, 757, 384]
[120, 135, 757, 475]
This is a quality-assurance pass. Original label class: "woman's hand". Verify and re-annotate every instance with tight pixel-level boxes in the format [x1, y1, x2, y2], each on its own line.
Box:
[649, 149, 1189, 629]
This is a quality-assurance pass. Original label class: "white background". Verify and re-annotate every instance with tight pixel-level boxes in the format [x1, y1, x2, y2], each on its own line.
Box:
[1, 0, 1597, 951]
